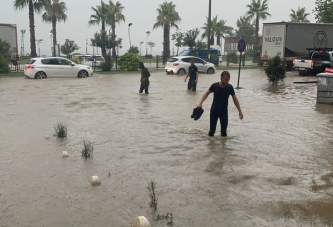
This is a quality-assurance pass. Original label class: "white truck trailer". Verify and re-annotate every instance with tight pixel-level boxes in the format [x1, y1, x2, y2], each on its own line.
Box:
[261, 22, 333, 69]
[0, 23, 18, 56]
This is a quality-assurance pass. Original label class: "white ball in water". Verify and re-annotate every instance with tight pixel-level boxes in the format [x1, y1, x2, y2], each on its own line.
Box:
[44, 135, 50, 139]
[61, 151, 69, 157]
[88, 176, 101, 186]
[131, 216, 151, 227]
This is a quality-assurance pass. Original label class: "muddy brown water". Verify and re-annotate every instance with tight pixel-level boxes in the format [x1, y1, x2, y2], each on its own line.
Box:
[1, 69, 333, 227]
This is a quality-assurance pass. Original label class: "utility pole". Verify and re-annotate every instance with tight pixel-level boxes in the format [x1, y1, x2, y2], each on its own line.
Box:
[207, 0, 211, 62]
[86, 38, 88, 54]
[146, 31, 150, 56]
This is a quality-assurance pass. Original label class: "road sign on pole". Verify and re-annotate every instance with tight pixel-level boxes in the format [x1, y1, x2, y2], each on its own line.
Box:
[237, 39, 246, 88]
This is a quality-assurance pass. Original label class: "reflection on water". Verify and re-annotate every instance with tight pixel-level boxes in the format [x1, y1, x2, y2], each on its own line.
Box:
[0, 70, 333, 226]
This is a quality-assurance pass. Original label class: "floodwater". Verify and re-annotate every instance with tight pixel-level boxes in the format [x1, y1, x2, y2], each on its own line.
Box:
[0, 69, 333, 227]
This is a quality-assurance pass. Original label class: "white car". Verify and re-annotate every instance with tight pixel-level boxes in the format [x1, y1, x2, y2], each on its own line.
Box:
[24, 57, 93, 79]
[165, 56, 216, 75]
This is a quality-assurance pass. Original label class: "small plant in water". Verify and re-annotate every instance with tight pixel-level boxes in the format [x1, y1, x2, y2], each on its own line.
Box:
[53, 122, 68, 138]
[148, 180, 158, 210]
[156, 212, 174, 225]
[81, 140, 93, 159]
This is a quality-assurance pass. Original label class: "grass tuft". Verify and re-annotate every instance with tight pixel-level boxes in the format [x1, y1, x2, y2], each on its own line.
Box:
[81, 140, 94, 159]
[53, 122, 68, 138]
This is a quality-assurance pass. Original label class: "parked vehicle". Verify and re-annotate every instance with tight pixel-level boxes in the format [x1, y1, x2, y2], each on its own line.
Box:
[77, 54, 104, 68]
[178, 48, 221, 66]
[261, 22, 333, 70]
[24, 57, 93, 79]
[165, 56, 216, 75]
[293, 48, 333, 75]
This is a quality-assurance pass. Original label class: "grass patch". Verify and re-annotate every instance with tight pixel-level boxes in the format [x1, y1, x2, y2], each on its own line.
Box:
[148, 180, 158, 211]
[0, 71, 25, 76]
[94, 69, 164, 75]
[81, 140, 94, 159]
[53, 122, 68, 138]
[156, 212, 174, 225]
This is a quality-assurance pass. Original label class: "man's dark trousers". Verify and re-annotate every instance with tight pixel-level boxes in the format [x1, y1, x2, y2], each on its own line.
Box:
[139, 82, 149, 94]
[187, 79, 196, 91]
[209, 112, 228, 137]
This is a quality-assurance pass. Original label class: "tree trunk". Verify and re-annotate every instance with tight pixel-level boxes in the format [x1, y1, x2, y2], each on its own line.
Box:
[253, 16, 259, 63]
[111, 24, 116, 57]
[216, 35, 220, 46]
[163, 24, 170, 64]
[101, 22, 107, 58]
[210, 35, 214, 45]
[52, 17, 57, 57]
[29, 0, 37, 57]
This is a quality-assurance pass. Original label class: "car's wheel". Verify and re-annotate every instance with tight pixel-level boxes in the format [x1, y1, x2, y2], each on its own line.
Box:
[35, 71, 47, 79]
[207, 68, 215, 74]
[166, 72, 171, 75]
[78, 70, 88, 78]
[177, 68, 186, 75]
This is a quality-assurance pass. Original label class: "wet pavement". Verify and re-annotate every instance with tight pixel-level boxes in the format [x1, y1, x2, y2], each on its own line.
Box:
[0, 69, 333, 227]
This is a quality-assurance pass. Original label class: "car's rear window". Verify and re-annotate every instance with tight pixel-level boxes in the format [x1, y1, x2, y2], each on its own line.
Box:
[167, 58, 178, 62]
[28, 60, 36, 64]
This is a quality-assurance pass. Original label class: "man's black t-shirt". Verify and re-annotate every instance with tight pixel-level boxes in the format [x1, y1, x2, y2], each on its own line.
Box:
[209, 82, 235, 114]
[188, 65, 198, 80]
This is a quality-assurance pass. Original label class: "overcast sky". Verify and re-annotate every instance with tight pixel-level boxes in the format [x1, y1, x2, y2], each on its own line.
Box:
[1, 0, 316, 56]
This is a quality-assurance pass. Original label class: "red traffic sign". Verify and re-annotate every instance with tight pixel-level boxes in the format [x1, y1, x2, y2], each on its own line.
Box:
[237, 39, 246, 53]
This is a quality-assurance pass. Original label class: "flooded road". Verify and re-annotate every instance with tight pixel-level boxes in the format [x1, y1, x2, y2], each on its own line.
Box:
[1, 69, 333, 227]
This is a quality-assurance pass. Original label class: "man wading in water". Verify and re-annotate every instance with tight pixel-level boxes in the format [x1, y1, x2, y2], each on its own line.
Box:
[139, 62, 150, 94]
[197, 71, 243, 137]
[184, 59, 198, 91]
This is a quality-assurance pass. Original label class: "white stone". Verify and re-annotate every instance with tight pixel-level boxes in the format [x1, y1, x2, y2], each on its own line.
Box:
[61, 151, 69, 157]
[131, 216, 151, 227]
[44, 135, 50, 139]
[88, 176, 101, 186]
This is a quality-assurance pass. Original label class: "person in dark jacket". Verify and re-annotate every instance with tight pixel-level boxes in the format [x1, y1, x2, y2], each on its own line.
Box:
[138, 62, 150, 94]
[184, 59, 199, 91]
[197, 71, 243, 137]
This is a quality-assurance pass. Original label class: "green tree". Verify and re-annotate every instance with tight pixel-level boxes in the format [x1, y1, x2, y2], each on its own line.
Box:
[183, 28, 200, 48]
[246, 0, 271, 63]
[90, 32, 122, 56]
[42, 0, 67, 57]
[128, 46, 139, 54]
[195, 40, 207, 50]
[235, 15, 254, 46]
[88, 0, 109, 57]
[60, 39, 79, 56]
[264, 56, 286, 85]
[107, 0, 125, 57]
[14, 0, 47, 57]
[148, 41, 155, 55]
[313, 0, 333, 23]
[290, 6, 310, 22]
[153, 1, 181, 64]
[0, 38, 11, 73]
[201, 16, 233, 46]
[171, 29, 183, 55]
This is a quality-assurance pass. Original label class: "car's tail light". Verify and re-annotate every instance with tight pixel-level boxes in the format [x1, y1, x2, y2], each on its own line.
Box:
[26, 65, 34, 69]
[292, 59, 295, 65]
[173, 63, 179, 66]
[311, 60, 314, 68]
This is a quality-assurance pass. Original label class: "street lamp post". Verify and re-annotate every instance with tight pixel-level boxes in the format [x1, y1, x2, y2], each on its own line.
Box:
[146, 31, 150, 56]
[86, 38, 88, 54]
[128, 23, 132, 50]
[20, 29, 26, 56]
[139, 41, 144, 56]
[36, 39, 43, 57]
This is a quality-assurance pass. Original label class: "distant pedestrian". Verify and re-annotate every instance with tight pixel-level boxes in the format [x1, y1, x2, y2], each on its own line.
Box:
[139, 62, 150, 94]
[197, 71, 243, 137]
[184, 59, 198, 91]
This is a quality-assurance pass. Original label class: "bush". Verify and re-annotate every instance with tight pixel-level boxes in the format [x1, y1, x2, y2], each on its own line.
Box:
[72, 56, 81, 64]
[264, 56, 286, 85]
[145, 54, 153, 59]
[118, 53, 139, 71]
[0, 56, 10, 73]
[227, 51, 238, 64]
[100, 55, 113, 71]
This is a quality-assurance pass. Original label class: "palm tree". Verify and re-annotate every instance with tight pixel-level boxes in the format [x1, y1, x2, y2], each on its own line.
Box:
[153, 1, 181, 64]
[14, 0, 47, 57]
[88, 0, 109, 57]
[290, 6, 310, 22]
[246, 0, 271, 62]
[235, 15, 255, 46]
[42, 0, 67, 57]
[215, 20, 233, 46]
[107, 0, 125, 57]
